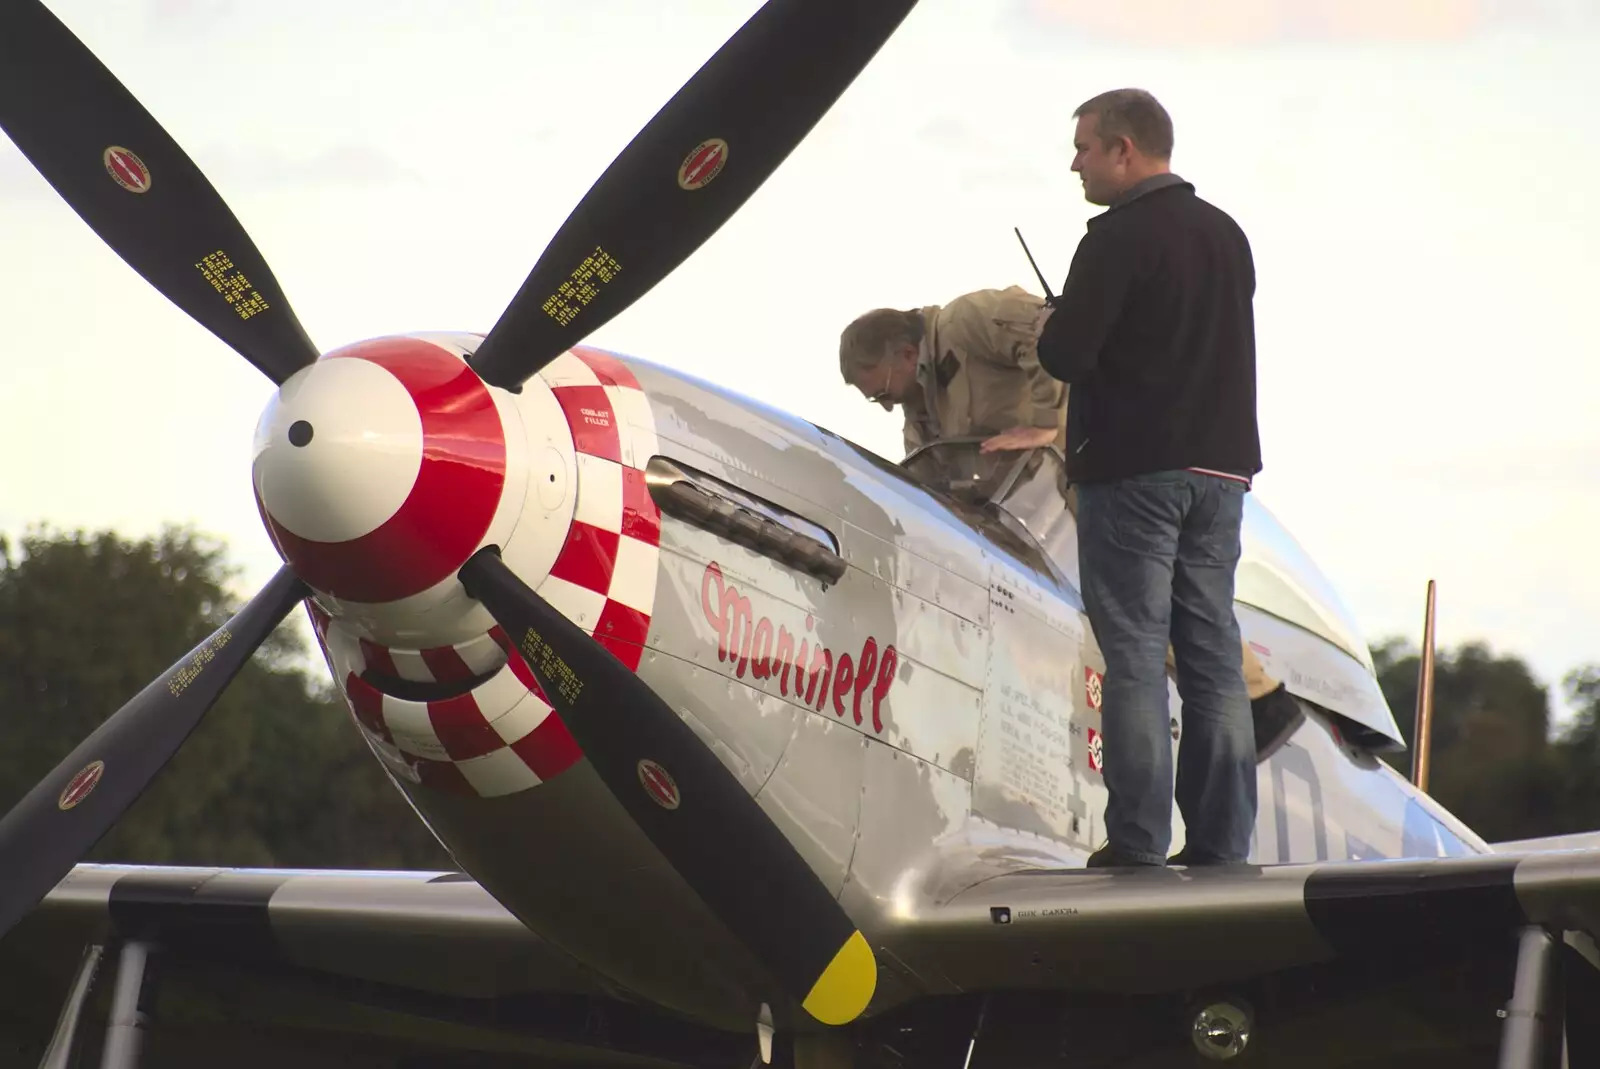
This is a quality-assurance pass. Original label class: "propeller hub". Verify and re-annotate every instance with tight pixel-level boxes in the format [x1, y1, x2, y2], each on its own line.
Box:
[253, 337, 509, 606]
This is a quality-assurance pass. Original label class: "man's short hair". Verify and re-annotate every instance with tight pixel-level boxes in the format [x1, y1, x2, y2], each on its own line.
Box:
[1073, 88, 1174, 160]
[839, 308, 924, 379]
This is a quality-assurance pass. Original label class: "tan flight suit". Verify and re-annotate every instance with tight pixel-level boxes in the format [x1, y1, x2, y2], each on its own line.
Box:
[898, 286, 1067, 457]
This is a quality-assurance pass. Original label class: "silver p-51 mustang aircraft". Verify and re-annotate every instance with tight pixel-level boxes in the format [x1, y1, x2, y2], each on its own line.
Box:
[2, 2, 1598, 1067]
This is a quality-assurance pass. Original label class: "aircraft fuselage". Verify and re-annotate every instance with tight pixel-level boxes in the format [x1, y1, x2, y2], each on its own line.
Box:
[262, 334, 1484, 1033]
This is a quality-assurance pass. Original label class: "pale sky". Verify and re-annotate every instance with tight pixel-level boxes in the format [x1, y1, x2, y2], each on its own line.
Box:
[3, 1, 1596, 721]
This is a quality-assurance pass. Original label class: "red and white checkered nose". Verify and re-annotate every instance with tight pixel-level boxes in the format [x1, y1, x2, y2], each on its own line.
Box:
[252, 337, 509, 606]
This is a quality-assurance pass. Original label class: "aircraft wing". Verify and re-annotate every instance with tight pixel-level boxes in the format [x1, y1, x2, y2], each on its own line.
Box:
[1494, 830, 1600, 854]
[877, 848, 1600, 997]
[0, 864, 746, 1069]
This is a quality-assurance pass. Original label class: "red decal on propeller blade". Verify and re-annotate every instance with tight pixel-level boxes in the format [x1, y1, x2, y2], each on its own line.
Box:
[677, 139, 728, 191]
[103, 146, 151, 193]
[637, 759, 680, 810]
[58, 760, 105, 810]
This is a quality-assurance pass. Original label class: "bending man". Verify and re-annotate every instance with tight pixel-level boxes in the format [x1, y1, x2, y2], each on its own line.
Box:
[838, 286, 1065, 459]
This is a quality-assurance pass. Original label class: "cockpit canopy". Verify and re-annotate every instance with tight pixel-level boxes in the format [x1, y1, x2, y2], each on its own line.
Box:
[899, 438, 1375, 675]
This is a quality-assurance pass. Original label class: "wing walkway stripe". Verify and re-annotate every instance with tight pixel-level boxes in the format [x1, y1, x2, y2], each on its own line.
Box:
[1302, 855, 1526, 954]
[108, 869, 285, 959]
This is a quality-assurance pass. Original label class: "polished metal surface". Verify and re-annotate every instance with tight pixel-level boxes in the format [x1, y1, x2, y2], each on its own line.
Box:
[378, 755, 784, 1030]
[1513, 852, 1600, 953]
[1497, 926, 1563, 1069]
[879, 857, 1335, 996]
[12, 864, 608, 1001]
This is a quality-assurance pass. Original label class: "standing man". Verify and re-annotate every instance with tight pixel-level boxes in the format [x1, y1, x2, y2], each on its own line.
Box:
[838, 286, 1064, 460]
[1036, 88, 1262, 868]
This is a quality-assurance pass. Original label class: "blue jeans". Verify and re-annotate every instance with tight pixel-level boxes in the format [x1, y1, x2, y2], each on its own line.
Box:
[1076, 470, 1258, 864]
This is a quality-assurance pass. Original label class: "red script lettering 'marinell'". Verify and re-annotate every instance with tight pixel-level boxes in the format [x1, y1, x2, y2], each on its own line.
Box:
[700, 561, 897, 733]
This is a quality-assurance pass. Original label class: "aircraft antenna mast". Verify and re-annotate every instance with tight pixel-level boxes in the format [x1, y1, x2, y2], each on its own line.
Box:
[1411, 579, 1438, 792]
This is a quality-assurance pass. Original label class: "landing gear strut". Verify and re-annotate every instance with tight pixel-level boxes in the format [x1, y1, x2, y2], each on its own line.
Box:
[35, 944, 103, 1069]
[33, 941, 156, 1069]
[1497, 926, 1565, 1069]
[98, 941, 154, 1069]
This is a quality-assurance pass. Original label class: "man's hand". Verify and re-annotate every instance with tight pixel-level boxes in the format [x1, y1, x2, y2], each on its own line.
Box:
[979, 426, 1058, 453]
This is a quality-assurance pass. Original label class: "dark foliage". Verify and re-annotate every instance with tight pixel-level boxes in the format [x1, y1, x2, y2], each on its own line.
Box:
[0, 524, 452, 869]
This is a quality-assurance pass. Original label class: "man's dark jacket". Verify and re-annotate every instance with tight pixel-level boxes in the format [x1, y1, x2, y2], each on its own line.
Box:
[1036, 176, 1262, 484]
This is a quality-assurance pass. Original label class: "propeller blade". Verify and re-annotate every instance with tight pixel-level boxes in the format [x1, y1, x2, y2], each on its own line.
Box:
[0, 0, 319, 385]
[466, 0, 919, 391]
[0, 566, 309, 940]
[458, 548, 876, 1025]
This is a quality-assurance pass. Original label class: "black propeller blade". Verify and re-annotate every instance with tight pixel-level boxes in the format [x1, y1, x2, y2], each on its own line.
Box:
[0, 0, 319, 385]
[458, 548, 877, 1025]
[466, 0, 918, 392]
[0, 566, 309, 939]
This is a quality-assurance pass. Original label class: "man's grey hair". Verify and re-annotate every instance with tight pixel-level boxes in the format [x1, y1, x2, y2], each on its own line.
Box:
[1074, 88, 1174, 161]
[838, 307, 924, 379]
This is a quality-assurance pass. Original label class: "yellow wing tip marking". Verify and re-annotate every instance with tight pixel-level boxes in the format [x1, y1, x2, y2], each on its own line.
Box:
[801, 930, 877, 1025]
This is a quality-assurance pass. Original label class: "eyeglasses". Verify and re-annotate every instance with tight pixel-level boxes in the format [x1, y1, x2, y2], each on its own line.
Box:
[864, 365, 895, 405]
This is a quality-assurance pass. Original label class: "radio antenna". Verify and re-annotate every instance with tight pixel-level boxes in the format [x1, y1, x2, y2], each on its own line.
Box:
[1013, 227, 1056, 302]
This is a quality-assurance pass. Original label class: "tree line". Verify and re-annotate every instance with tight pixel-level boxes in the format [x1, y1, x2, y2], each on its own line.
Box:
[0, 525, 453, 871]
[2, 524, 1599, 869]
[1370, 637, 1600, 844]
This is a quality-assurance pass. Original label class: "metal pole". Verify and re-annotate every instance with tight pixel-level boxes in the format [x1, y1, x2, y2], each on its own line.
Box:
[98, 942, 152, 1069]
[961, 994, 991, 1069]
[1411, 579, 1438, 792]
[35, 944, 104, 1069]
[1498, 926, 1564, 1069]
